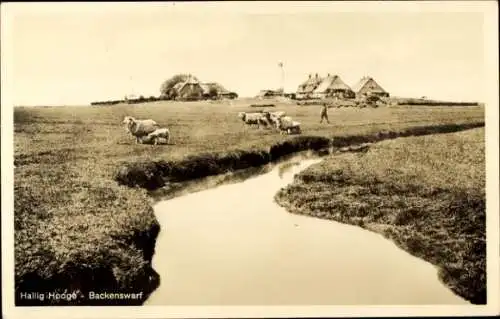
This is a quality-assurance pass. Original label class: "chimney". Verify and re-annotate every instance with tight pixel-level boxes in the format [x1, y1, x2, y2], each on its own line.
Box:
[327, 73, 330, 77]
[315, 73, 319, 79]
[309, 74, 312, 79]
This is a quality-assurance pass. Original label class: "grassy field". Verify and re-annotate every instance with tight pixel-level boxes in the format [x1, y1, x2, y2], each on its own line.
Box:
[275, 128, 486, 304]
[13, 98, 484, 305]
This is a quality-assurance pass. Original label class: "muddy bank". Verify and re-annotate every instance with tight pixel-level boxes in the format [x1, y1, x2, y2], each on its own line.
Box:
[146, 148, 373, 202]
[114, 121, 484, 190]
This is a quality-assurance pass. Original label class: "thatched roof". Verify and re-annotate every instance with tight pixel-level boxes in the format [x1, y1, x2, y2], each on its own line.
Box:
[176, 75, 200, 90]
[314, 74, 352, 93]
[175, 75, 204, 99]
[297, 75, 313, 93]
[199, 83, 210, 93]
[297, 73, 323, 94]
[351, 76, 387, 94]
[172, 82, 184, 91]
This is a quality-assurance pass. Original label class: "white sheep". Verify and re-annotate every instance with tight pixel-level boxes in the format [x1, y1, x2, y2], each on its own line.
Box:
[268, 111, 287, 129]
[276, 116, 293, 128]
[146, 127, 171, 145]
[237, 112, 271, 129]
[122, 116, 160, 143]
[276, 116, 302, 135]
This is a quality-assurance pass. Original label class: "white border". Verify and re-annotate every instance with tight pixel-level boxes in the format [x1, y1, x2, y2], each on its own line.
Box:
[2, 2, 499, 318]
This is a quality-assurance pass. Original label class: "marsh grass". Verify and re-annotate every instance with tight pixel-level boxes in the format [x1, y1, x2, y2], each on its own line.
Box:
[275, 128, 486, 304]
[14, 101, 484, 305]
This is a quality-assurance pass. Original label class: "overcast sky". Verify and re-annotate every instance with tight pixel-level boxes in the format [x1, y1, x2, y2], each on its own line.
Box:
[4, 2, 491, 105]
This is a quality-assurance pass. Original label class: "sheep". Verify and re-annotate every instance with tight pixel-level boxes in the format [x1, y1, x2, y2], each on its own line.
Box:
[276, 116, 293, 128]
[268, 111, 287, 129]
[258, 111, 285, 128]
[147, 127, 171, 145]
[237, 112, 271, 129]
[276, 116, 302, 135]
[135, 127, 170, 145]
[122, 116, 160, 143]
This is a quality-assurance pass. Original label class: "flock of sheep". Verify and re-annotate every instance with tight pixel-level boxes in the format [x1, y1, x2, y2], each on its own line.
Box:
[237, 110, 302, 135]
[122, 109, 301, 146]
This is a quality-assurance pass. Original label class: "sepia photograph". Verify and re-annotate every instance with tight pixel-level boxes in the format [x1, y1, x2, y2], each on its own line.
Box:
[1, 1, 499, 318]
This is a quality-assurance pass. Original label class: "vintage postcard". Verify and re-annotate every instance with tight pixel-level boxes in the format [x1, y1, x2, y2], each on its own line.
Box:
[2, 1, 499, 318]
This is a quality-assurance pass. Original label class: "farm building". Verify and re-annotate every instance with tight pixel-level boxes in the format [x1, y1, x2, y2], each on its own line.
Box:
[200, 82, 238, 100]
[296, 73, 323, 99]
[312, 74, 355, 99]
[351, 76, 390, 98]
[175, 75, 204, 101]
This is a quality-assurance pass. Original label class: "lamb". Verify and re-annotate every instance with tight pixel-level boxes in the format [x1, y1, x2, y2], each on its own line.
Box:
[276, 116, 302, 135]
[146, 127, 171, 145]
[122, 116, 160, 143]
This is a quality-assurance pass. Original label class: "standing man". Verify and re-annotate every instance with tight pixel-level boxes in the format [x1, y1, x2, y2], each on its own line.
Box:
[320, 103, 330, 124]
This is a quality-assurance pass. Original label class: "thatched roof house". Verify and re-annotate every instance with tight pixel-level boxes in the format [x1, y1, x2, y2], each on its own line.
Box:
[296, 73, 323, 99]
[352, 76, 389, 98]
[313, 74, 355, 99]
[175, 75, 204, 100]
[296, 78, 311, 95]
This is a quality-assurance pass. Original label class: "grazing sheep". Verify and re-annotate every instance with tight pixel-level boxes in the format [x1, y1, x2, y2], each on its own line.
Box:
[122, 116, 159, 143]
[268, 111, 287, 128]
[276, 116, 302, 135]
[238, 112, 270, 129]
[277, 116, 293, 128]
[259, 111, 275, 128]
[147, 127, 171, 145]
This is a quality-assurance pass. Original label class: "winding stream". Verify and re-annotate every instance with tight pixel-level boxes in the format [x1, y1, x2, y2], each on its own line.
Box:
[145, 156, 468, 305]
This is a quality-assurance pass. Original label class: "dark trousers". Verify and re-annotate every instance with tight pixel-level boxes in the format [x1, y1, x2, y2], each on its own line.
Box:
[320, 113, 329, 123]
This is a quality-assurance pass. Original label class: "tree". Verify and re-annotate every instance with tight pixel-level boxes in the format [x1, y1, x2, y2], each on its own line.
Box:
[159, 74, 199, 97]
